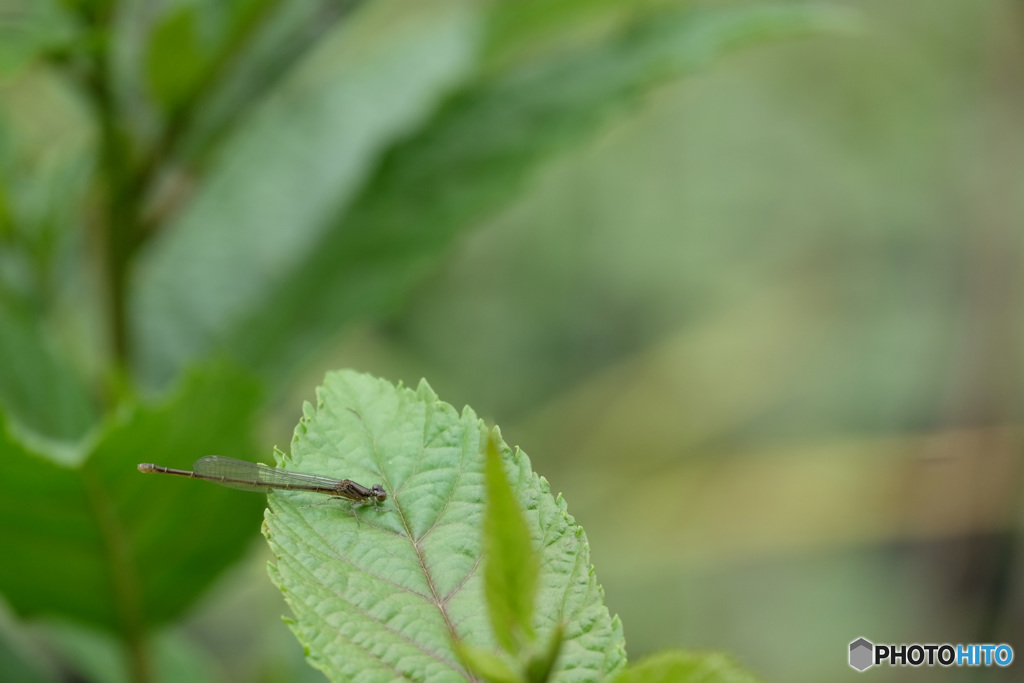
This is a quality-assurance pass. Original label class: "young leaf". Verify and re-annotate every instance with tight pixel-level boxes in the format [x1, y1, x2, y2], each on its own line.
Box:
[454, 642, 521, 683]
[145, 5, 210, 112]
[263, 370, 625, 682]
[483, 428, 537, 652]
[612, 651, 764, 683]
[0, 362, 263, 634]
[525, 623, 565, 683]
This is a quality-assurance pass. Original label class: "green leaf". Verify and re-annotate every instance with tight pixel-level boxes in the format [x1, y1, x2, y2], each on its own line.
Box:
[215, 2, 857, 382]
[0, 307, 95, 441]
[43, 620, 220, 683]
[612, 651, 764, 683]
[0, 362, 263, 634]
[133, 1, 853, 390]
[145, 5, 210, 112]
[133, 0, 485, 388]
[483, 428, 537, 652]
[525, 623, 564, 683]
[455, 643, 521, 683]
[264, 370, 625, 682]
[0, 0, 76, 77]
[481, 0, 643, 70]
[0, 626, 54, 683]
[639, 4, 861, 71]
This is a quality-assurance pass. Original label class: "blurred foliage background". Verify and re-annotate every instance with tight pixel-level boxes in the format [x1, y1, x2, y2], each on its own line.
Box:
[0, 0, 1021, 681]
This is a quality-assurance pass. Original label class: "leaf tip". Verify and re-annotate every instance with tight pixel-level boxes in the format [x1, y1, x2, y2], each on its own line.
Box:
[415, 376, 437, 401]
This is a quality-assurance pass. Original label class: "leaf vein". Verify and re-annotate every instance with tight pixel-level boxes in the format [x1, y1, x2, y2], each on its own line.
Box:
[273, 501, 433, 601]
[276, 537, 466, 676]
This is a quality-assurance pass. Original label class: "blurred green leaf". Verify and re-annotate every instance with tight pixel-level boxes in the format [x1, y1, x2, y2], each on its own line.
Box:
[55, 0, 112, 19]
[612, 651, 763, 683]
[647, 4, 861, 70]
[525, 623, 564, 683]
[133, 0, 484, 388]
[44, 621, 220, 683]
[0, 0, 75, 77]
[264, 370, 624, 681]
[0, 362, 263, 634]
[219, 1, 857, 383]
[133, 1, 853, 390]
[0, 95, 91, 306]
[481, 0, 645, 69]
[145, 5, 209, 112]
[0, 307, 95, 441]
[455, 643, 521, 683]
[156, 0, 363, 170]
[483, 428, 537, 652]
[0, 625, 55, 683]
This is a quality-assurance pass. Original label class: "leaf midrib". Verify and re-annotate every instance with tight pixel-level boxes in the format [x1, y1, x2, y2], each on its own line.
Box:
[346, 387, 487, 683]
[273, 502, 467, 676]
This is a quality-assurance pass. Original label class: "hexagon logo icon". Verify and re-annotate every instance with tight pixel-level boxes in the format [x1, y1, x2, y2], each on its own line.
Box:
[850, 637, 874, 671]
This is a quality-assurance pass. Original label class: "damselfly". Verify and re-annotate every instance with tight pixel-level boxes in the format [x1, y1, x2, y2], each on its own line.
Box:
[137, 456, 387, 509]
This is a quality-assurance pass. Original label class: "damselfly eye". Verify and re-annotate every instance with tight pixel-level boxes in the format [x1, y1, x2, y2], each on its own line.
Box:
[372, 484, 387, 501]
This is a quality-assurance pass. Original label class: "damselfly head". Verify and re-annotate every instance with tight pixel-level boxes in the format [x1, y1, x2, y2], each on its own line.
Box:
[370, 484, 387, 503]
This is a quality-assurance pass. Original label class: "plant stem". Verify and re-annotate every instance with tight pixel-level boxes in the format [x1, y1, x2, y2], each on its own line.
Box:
[95, 82, 134, 371]
[71, 7, 150, 677]
[134, 0, 283, 200]
[73, 12, 140, 390]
